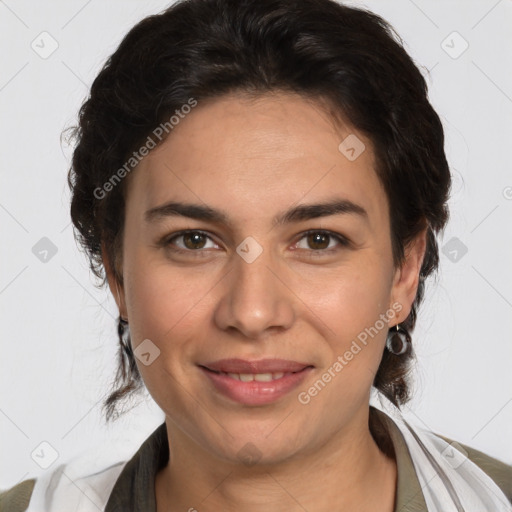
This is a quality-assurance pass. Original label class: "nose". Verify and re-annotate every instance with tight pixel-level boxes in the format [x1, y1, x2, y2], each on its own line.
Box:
[213, 244, 295, 339]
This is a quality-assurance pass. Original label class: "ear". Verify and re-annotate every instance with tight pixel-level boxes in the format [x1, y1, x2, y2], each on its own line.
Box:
[389, 227, 428, 324]
[102, 243, 128, 321]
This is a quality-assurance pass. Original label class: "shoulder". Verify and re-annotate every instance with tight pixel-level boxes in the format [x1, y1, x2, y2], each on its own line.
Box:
[436, 433, 512, 504]
[0, 458, 127, 512]
[0, 424, 164, 512]
[0, 479, 36, 512]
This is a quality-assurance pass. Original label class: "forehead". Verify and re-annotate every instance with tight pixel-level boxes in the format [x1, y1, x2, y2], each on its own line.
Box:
[126, 91, 387, 227]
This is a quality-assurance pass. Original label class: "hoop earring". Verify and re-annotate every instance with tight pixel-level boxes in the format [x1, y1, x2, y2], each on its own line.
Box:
[386, 324, 411, 355]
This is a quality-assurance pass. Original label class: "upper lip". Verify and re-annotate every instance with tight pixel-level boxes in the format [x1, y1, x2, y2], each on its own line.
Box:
[200, 358, 312, 374]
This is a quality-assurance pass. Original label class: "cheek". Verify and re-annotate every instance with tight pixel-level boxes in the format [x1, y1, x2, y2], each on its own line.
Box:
[301, 259, 393, 392]
[121, 254, 211, 403]
[300, 260, 392, 340]
[292, 266, 393, 431]
[123, 246, 194, 345]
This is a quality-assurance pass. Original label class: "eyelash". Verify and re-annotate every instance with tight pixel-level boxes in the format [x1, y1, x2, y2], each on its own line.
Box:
[161, 229, 350, 256]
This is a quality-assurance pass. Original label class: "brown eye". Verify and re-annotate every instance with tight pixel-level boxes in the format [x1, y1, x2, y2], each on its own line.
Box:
[182, 232, 208, 250]
[307, 232, 330, 250]
[165, 230, 217, 252]
[295, 230, 349, 252]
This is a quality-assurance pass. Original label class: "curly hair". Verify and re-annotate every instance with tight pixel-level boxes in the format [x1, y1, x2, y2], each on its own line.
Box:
[66, 0, 451, 422]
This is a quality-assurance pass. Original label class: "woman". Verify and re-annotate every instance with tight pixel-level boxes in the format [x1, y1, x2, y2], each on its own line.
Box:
[1, 0, 511, 510]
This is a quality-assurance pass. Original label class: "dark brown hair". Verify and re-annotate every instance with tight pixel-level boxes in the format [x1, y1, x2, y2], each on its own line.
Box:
[67, 0, 451, 422]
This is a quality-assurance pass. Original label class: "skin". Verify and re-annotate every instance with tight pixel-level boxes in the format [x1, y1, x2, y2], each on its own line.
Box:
[105, 91, 426, 512]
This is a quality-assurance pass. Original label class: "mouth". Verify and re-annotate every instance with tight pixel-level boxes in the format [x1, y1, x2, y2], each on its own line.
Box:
[202, 370, 297, 382]
[198, 359, 314, 405]
[200, 358, 312, 374]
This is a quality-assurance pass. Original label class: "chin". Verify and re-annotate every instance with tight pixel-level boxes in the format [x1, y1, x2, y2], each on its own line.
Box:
[203, 427, 307, 468]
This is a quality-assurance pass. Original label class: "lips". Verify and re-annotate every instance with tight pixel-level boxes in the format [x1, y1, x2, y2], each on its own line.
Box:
[200, 358, 311, 374]
[198, 358, 314, 405]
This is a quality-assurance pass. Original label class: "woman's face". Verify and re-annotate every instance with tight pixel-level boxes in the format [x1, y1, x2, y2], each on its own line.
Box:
[110, 92, 425, 465]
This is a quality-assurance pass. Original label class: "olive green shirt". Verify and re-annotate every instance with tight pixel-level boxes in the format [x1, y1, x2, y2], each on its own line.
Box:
[2, 407, 511, 511]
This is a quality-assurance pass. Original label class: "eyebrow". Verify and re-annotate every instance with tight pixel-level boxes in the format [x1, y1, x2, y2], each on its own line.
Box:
[144, 198, 368, 227]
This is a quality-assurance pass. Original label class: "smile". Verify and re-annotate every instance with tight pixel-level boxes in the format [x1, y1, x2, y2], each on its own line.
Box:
[212, 371, 288, 382]
[198, 359, 314, 405]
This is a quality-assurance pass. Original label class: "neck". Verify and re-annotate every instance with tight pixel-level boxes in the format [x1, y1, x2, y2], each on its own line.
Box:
[155, 407, 397, 512]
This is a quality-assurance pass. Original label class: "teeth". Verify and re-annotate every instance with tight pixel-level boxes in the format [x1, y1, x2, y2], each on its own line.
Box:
[223, 372, 287, 381]
[254, 373, 273, 382]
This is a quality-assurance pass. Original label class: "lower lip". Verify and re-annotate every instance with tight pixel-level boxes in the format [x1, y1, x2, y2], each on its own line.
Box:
[199, 367, 313, 406]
